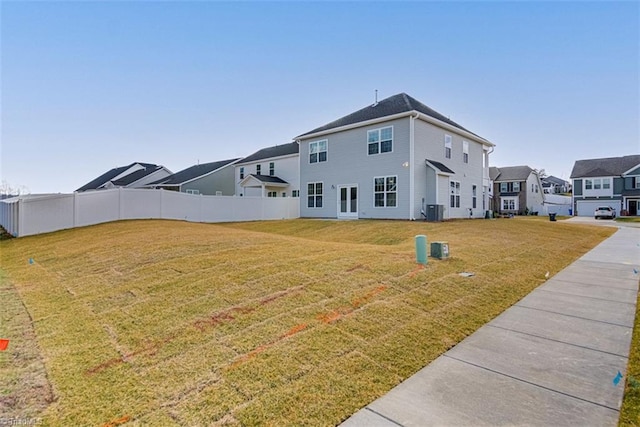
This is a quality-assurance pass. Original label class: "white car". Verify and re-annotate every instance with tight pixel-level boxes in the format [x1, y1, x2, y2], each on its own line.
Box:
[594, 206, 616, 219]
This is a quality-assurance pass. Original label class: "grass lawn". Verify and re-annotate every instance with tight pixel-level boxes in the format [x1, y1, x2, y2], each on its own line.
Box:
[617, 217, 640, 223]
[0, 218, 615, 426]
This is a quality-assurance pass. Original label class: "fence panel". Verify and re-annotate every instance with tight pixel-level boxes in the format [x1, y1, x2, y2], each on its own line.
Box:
[0, 188, 301, 237]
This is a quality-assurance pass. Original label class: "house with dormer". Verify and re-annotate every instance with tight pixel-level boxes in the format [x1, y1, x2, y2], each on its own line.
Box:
[294, 93, 494, 220]
[571, 154, 640, 216]
[235, 142, 300, 198]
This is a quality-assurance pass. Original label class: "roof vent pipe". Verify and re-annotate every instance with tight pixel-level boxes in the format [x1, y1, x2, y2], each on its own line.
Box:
[373, 89, 378, 107]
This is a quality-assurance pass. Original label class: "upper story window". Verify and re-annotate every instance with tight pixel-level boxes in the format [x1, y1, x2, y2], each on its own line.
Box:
[445, 135, 452, 159]
[239, 167, 244, 180]
[185, 189, 200, 195]
[309, 140, 328, 163]
[269, 162, 275, 176]
[499, 182, 520, 193]
[462, 141, 469, 163]
[368, 126, 393, 155]
[256, 164, 261, 175]
[585, 178, 611, 190]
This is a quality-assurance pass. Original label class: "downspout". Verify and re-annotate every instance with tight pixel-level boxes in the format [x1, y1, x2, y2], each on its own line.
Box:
[485, 146, 494, 214]
[409, 113, 418, 220]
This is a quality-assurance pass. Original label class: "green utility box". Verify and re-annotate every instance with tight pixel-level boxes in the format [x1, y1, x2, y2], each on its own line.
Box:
[430, 242, 449, 259]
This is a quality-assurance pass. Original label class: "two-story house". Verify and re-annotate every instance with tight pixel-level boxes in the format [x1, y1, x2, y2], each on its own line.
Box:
[76, 162, 172, 192]
[235, 142, 300, 197]
[148, 158, 240, 195]
[570, 155, 640, 216]
[294, 93, 494, 220]
[489, 166, 544, 215]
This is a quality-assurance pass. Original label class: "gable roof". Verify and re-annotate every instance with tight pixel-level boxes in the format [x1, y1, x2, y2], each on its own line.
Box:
[236, 142, 299, 165]
[570, 155, 640, 178]
[542, 175, 569, 186]
[243, 174, 289, 184]
[77, 162, 165, 191]
[491, 166, 534, 182]
[296, 93, 486, 141]
[426, 159, 455, 175]
[150, 158, 240, 186]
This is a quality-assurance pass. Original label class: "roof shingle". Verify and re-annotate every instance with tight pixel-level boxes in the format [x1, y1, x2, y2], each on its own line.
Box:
[150, 159, 240, 186]
[236, 142, 299, 165]
[570, 155, 640, 178]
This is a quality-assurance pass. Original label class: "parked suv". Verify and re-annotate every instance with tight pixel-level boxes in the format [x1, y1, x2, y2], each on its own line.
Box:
[594, 206, 616, 219]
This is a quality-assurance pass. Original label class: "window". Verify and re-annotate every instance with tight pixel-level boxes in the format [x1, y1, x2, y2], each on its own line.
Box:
[256, 164, 261, 175]
[374, 176, 397, 207]
[185, 189, 199, 195]
[499, 182, 520, 192]
[292, 190, 299, 197]
[368, 126, 393, 155]
[502, 198, 517, 211]
[269, 162, 275, 176]
[634, 177, 640, 189]
[463, 141, 469, 163]
[215, 191, 222, 196]
[472, 185, 477, 209]
[239, 167, 244, 180]
[307, 182, 323, 208]
[282, 192, 286, 197]
[593, 179, 601, 190]
[445, 135, 452, 159]
[310, 140, 328, 163]
[603, 178, 611, 189]
[450, 180, 460, 208]
[585, 179, 593, 190]
[267, 191, 277, 197]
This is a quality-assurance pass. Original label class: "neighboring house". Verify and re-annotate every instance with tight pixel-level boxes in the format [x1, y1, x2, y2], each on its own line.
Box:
[490, 166, 544, 215]
[148, 158, 241, 195]
[570, 154, 640, 216]
[541, 175, 570, 194]
[76, 162, 172, 192]
[294, 93, 494, 220]
[235, 142, 300, 198]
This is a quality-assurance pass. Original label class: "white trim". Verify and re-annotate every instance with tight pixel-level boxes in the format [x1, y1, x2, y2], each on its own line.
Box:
[234, 152, 299, 167]
[337, 184, 359, 219]
[367, 126, 394, 156]
[308, 139, 328, 164]
[373, 175, 398, 208]
[622, 163, 640, 176]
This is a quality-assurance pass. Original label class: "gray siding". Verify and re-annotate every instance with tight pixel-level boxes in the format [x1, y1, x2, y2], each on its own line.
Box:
[299, 118, 411, 219]
[573, 180, 583, 196]
[414, 120, 485, 219]
[182, 165, 236, 195]
[614, 177, 624, 194]
[627, 166, 640, 176]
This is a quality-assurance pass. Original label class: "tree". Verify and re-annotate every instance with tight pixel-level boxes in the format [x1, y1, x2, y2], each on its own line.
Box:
[0, 180, 30, 196]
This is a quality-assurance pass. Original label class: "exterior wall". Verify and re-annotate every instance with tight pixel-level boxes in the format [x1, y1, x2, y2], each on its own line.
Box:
[572, 176, 619, 216]
[183, 164, 236, 195]
[299, 117, 411, 219]
[235, 155, 300, 198]
[413, 119, 486, 219]
[524, 173, 544, 213]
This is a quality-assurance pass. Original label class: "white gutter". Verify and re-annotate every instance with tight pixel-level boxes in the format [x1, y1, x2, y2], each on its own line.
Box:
[414, 112, 495, 147]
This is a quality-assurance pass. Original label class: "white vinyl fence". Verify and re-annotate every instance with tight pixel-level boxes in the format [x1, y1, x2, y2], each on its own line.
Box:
[0, 188, 300, 237]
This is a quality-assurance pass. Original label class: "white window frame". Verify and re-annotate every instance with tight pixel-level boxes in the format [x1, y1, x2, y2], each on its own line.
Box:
[292, 190, 300, 197]
[501, 197, 518, 211]
[373, 175, 397, 208]
[462, 141, 469, 163]
[585, 179, 593, 190]
[634, 177, 640, 189]
[256, 164, 261, 175]
[239, 167, 244, 180]
[472, 184, 477, 209]
[185, 189, 200, 195]
[269, 162, 275, 176]
[309, 140, 328, 164]
[267, 191, 277, 198]
[367, 126, 393, 155]
[450, 180, 460, 208]
[603, 178, 611, 189]
[445, 135, 452, 159]
[307, 182, 323, 208]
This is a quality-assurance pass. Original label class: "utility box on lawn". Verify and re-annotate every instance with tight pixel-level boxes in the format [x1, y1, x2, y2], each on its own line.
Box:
[430, 242, 449, 259]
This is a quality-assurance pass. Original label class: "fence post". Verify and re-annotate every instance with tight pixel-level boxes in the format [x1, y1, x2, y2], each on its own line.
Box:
[17, 198, 24, 237]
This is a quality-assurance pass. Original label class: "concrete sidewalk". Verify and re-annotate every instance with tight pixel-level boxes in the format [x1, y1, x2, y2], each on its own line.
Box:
[342, 227, 640, 426]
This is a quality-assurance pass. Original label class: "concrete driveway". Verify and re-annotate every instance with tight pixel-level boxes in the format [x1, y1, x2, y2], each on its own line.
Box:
[565, 216, 640, 228]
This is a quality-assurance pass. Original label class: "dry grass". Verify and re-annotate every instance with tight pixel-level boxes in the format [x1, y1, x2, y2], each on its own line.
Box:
[0, 217, 614, 426]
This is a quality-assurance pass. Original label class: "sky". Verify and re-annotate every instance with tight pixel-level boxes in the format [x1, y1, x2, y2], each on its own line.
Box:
[1, 1, 638, 194]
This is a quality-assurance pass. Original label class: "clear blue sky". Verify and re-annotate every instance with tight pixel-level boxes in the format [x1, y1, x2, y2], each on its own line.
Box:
[2, 1, 638, 193]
